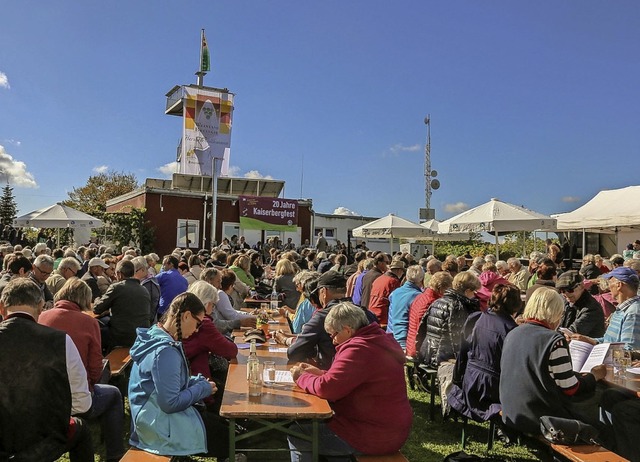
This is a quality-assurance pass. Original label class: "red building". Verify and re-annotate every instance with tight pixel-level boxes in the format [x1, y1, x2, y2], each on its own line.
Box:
[106, 173, 312, 256]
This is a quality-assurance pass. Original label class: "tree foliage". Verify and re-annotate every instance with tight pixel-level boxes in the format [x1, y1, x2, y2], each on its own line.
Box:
[103, 207, 155, 254]
[63, 171, 138, 219]
[0, 184, 17, 227]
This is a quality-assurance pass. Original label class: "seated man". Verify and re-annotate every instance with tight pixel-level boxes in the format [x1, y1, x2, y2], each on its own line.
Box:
[556, 270, 605, 338]
[289, 302, 412, 460]
[387, 264, 423, 349]
[93, 259, 151, 351]
[0, 278, 93, 460]
[81, 257, 110, 302]
[572, 266, 640, 351]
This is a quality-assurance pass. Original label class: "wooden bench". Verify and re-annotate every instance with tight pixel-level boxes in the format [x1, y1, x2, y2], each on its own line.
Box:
[106, 346, 131, 377]
[120, 448, 172, 461]
[549, 443, 629, 462]
[355, 452, 409, 462]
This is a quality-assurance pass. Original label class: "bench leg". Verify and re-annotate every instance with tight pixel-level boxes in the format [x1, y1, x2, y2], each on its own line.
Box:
[487, 419, 496, 451]
[429, 373, 437, 421]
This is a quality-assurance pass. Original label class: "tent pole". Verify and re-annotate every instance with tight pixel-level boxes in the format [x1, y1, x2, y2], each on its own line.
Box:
[522, 231, 525, 258]
[582, 229, 586, 257]
[495, 231, 499, 259]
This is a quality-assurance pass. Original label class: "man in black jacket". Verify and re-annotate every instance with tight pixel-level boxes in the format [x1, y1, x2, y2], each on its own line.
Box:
[94, 259, 150, 351]
[556, 270, 605, 338]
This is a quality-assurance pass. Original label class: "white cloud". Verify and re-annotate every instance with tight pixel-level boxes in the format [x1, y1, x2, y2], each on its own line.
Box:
[333, 206, 360, 216]
[1, 139, 20, 147]
[158, 161, 178, 177]
[562, 196, 580, 203]
[93, 165, 109, 174]
[0, 145, 37, 188]
[244, 170, 273, 180]
[444, 202, 469, 213]
[389, 143, 421, 155]
[0, 72, 9, 89]
[226, 165, 241, 177]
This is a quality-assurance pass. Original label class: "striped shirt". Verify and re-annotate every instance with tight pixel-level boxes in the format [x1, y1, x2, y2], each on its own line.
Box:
[596, 295, 640, 350]
[548, 339, 580, 396]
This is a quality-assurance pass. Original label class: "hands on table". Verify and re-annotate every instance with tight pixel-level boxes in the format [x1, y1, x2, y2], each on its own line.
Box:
[290, 362, 323, 381]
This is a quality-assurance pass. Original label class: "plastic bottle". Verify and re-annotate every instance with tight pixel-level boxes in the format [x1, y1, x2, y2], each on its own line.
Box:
[270, 287, 279, 311]
[247, 340, 262, 396]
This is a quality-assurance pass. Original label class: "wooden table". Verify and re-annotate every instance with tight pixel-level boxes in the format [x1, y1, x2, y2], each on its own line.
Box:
[604, 365, 640, 394]
[222, 313, 332, 461]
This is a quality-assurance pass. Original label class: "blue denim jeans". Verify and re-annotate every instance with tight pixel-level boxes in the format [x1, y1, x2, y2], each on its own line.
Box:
[287, 421, 360, 462]
[80, 384, 125, 460]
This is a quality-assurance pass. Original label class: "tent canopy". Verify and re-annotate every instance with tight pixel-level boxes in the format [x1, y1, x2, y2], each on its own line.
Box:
[555, 186, 640, 231]
[439, 198, 557, 233]
[14, 203, 103, 229]
[352, 213, 434, 239]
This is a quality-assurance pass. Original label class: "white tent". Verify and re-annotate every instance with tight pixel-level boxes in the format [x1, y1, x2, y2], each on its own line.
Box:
[352, 214, 434, 253]
[14, 203, 103, 228]
[439, 198, 557, 258]
[555, 186, 640, 231]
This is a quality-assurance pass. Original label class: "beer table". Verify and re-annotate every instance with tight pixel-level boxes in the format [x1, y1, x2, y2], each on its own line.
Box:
[220, 311, 333, 461]
[604, 365, 640, 394]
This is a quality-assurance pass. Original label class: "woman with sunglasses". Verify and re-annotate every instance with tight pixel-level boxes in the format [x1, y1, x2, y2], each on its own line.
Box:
[128, 292, 231, 459]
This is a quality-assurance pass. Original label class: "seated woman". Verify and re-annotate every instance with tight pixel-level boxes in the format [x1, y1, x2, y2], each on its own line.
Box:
[275, 258, 300, 313]
[230, 254, 256, 290]
[447, 283, 520, 422]
[289, 302, 412, 461]
[214, 269, 256, 335]
[39, 277, 126, 462]
[184, 281, 239, 410]
[128, 292, 229, 458]
[499, 287, 606, 435]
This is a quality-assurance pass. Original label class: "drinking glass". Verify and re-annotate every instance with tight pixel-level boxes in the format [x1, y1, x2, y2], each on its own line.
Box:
[263, 361, 276, 385]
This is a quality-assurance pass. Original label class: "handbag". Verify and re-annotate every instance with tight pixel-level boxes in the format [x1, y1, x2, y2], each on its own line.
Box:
[539, 415, 599, 445]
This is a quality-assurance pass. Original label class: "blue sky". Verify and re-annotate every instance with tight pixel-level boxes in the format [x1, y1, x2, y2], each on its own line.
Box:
[1, 1, 639, 223]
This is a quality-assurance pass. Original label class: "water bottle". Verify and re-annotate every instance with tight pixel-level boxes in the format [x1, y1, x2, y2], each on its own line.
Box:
[247, 340, 262, 396]
[270, 288, 279, 311]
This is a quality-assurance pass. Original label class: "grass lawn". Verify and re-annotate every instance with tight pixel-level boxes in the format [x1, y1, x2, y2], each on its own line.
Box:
[57, 380, 552, 462]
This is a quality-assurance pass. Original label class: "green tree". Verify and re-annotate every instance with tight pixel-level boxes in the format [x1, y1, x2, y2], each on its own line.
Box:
[103, 207, 155, 254]
[63, 171, 138, 219]
[0, 184, 18, 227]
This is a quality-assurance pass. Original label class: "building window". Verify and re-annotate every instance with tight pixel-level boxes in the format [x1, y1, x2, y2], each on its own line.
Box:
[177, 219, 199, 249]
[324, 229, 335, 238]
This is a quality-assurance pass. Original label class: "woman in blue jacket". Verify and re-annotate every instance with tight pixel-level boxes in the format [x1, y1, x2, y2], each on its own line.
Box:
[128, 292, 229, 458]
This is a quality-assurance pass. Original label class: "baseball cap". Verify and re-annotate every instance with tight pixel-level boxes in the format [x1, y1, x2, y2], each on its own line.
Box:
[602, 266, 640, 285]
[89, 257, 110, 269]
[317, 270, 346, 289]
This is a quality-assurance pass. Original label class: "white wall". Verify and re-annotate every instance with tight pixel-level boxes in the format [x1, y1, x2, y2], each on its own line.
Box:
[313, 214, 388, 252]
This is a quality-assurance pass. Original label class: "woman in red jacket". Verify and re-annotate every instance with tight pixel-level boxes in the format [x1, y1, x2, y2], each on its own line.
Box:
[183, 281, 238, 411]
[289, 301, 412, 460]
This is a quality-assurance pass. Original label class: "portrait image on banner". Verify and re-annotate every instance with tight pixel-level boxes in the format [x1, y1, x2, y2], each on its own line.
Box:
[178, 86, 234, 177]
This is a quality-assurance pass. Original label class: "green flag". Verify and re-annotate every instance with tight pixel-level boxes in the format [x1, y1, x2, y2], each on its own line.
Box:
[200, 30, 210, 73]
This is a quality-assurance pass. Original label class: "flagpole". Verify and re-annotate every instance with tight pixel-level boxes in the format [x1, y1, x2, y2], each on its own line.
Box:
[196, 29, 209, 86]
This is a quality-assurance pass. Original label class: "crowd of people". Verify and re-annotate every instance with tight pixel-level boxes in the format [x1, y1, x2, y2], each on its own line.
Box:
[1, 235, 640, 461]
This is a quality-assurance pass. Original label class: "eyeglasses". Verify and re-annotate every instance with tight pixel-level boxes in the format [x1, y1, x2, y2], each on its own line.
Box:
[64, 267, 78, 277]
[190, 313, 204, 330]
[35, 266, 52, 277]
[328, 330, 340, 340]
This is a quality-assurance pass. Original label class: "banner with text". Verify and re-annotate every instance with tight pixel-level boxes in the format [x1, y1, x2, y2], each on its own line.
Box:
[239, 196, 298, 231]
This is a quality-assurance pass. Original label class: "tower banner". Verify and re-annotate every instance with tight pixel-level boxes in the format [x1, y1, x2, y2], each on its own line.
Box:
[239, 196, 299, 231]
[178, 86, 234, 176]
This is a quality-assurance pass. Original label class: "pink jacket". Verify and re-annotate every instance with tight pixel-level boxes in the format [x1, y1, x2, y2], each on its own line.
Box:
[476, 271, 509, 311]
[296, 323, 412, 455]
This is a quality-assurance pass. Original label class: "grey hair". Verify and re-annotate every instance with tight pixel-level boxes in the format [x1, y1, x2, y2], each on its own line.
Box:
[132, 256, 148, 273]
[484, 254, 497, 263]
[472, 257, 485, 269]
[34, 254, 54, 268]
[1, 278, 43, 310]
[58, 257, 81, 272]
[187, 280, 219, 306]
[324, 301, 368, 334]
[405, 265, 424, 285]
[507, 257, 522, 269]
[363, 258, 375, 270]
[293, 270, 320, 287]
[496, 260, 508, 272]
[33, 242, 48, 254]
